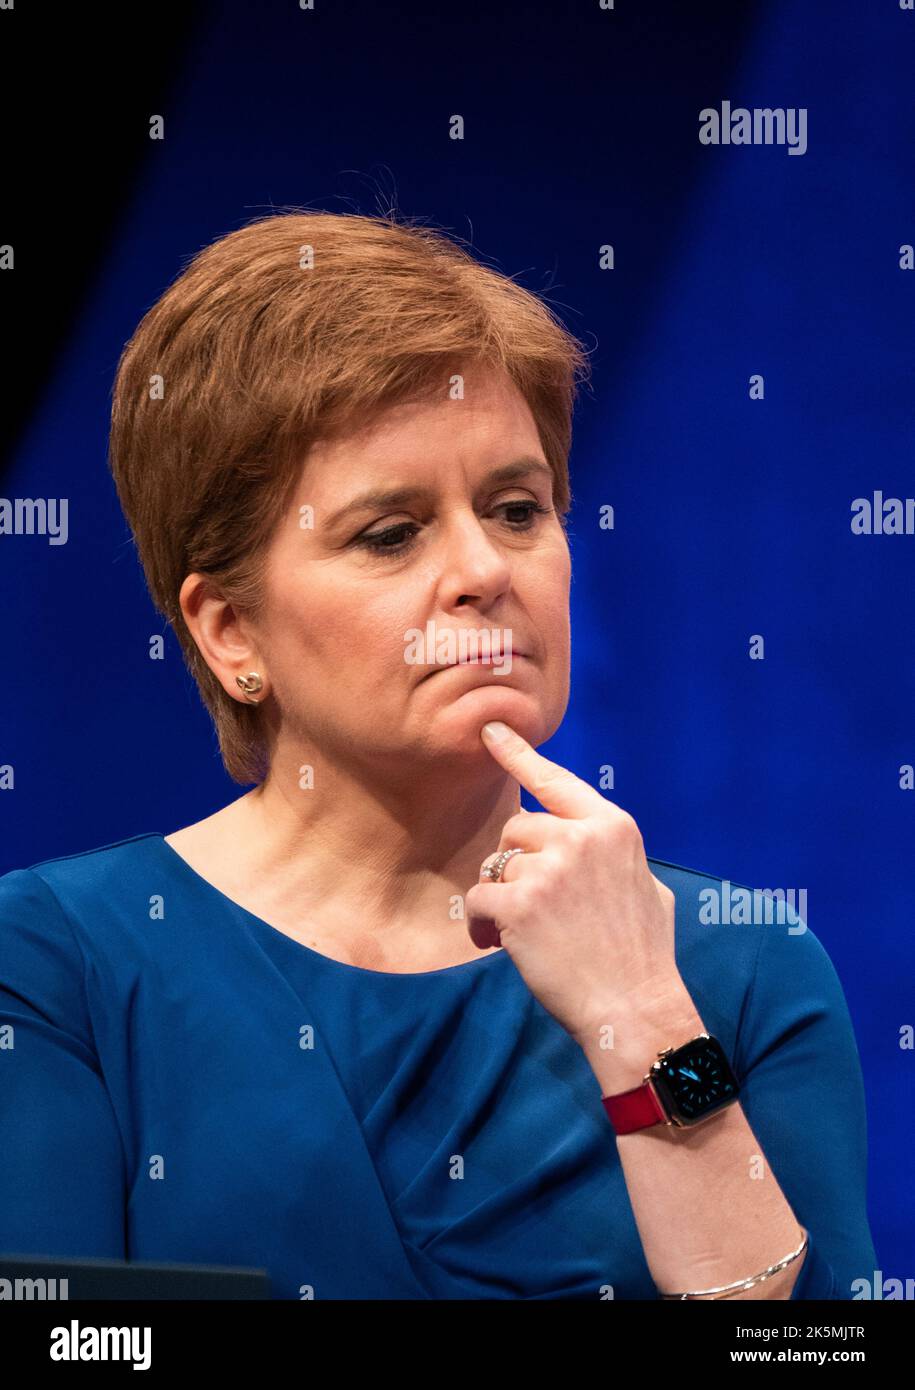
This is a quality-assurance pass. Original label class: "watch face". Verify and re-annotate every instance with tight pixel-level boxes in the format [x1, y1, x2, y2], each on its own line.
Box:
[651, 1035, 739, 1125]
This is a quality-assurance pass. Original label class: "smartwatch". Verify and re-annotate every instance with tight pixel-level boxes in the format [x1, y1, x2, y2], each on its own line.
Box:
[602, 1033, 740, 1135]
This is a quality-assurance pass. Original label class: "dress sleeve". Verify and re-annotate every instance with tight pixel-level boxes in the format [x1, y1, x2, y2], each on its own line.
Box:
[733, 909, 877, 1300]
[0, 867, 126, 1260]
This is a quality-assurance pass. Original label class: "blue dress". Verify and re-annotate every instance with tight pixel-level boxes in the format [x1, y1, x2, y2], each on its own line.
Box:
[0, 832, 877, 1299]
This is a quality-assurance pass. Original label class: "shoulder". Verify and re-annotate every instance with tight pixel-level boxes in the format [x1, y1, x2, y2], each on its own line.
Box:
[0, 832, 165, 970]
[647, 852, 763, 983]
[4, 832, 164, 893]
[646, 854, 854, 1069]
[15, 831, 166, 882]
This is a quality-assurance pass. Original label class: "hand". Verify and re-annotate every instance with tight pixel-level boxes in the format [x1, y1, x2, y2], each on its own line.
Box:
[465, 721, 687, 1050]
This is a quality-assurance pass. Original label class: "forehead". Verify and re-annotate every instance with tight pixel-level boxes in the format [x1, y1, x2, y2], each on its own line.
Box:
[300, 367, 544, 499]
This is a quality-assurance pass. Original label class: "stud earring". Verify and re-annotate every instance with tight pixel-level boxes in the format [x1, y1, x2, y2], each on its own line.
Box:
[235, 672, 264, 704]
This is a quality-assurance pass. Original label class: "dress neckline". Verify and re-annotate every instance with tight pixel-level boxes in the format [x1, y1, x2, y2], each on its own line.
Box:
[151, 832, 508, 981]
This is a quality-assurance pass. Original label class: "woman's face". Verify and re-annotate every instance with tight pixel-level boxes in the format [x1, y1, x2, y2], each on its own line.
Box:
[252, 364, 571, 778]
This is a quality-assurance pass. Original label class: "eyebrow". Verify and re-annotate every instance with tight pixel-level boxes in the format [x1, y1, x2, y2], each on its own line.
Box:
[323, 458, 555, 529]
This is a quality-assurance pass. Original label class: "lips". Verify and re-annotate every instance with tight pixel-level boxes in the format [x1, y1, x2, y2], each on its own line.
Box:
[449, 649, 522, 666]
[420, 648, 525, 680]
[430, 650, 525, 676]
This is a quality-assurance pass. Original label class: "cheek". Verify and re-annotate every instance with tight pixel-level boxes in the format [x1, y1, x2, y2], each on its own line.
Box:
[260, 570, 374, 681]
[344, 587, 427, 684]
[535, 531, 571, 592]
[529, 562, 571, 639]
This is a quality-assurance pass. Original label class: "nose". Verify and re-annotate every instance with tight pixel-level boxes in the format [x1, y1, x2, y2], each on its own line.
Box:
[434, 508, 513, 610]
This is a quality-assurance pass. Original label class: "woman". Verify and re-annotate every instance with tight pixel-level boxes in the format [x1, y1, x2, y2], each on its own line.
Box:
[0, 211, 875, 1299]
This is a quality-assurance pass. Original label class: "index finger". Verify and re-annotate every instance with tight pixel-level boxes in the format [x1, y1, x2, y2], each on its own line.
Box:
[479, 721, 607, 819]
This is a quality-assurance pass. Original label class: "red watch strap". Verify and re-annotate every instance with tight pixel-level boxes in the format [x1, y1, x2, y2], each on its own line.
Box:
[602, 1078, 669, 1134]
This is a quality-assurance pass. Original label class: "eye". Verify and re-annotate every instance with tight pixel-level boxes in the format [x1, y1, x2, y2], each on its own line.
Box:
[353, 520, 422, 557]
[353, 499, 552, 559]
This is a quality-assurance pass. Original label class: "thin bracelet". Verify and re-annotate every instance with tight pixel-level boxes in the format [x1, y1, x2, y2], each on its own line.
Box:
[658, 1227, 808, 1300]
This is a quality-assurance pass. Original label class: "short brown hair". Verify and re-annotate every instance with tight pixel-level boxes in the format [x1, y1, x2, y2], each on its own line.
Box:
[107, 210, 591, 785]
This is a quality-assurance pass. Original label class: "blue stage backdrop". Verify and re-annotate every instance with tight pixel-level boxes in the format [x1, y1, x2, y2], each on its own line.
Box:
[2, 0, 912, 1284]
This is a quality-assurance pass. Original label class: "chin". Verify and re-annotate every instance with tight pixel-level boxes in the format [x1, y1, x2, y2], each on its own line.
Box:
[440, 688, 554, 749]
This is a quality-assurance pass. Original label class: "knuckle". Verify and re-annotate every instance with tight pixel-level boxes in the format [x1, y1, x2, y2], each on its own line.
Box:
[502, 813, 529, 841]
[511, 880, 534, 913]
[611, 808, 641, 843]
[563, 820, 592, 849]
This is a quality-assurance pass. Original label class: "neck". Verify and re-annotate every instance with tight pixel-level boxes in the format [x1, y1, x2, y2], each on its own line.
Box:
[223, 743, 521, 959]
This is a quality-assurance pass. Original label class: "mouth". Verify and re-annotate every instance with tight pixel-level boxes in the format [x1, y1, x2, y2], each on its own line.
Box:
[451, 648, 523, 665]
[422, 649, 526, 679]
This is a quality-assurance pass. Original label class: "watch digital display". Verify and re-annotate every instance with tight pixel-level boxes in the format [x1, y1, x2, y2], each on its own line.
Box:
[650, 1034, 740, 1126]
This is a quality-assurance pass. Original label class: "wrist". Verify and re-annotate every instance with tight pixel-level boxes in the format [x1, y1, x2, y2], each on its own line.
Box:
[572, 977, 707, 1094]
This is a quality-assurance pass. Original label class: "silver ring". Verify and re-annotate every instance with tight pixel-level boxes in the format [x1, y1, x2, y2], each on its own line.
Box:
[481, 847, 525, 882]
